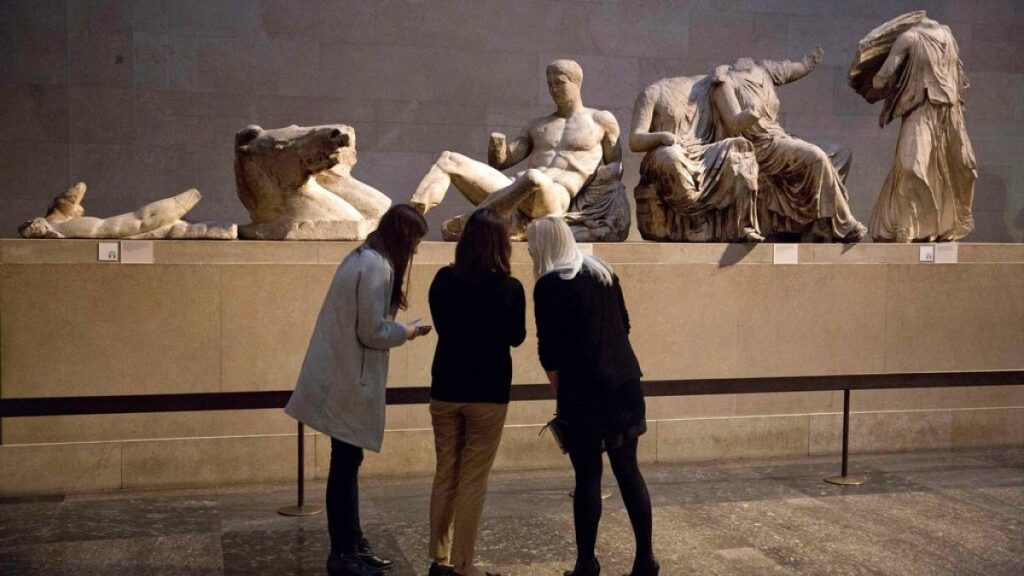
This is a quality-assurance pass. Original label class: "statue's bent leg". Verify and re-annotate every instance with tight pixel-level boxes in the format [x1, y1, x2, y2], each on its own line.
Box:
[475, 169, 568, 219]
[412, 151, 511, 213]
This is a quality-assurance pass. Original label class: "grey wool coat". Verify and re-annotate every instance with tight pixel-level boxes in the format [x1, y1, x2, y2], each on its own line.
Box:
[285, 247, 408, 452]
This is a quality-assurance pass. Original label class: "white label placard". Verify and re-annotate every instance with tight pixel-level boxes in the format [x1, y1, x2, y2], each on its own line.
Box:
[120, 240, 154, 264]
[934, 243, 958, 264]
[98, 242, 120, 262]
[773, 244, 798, 264]
[919, 245, 935, 262]
[578, 243, 594, 256]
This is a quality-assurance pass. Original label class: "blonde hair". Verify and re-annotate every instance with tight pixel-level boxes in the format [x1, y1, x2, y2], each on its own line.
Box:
[526, 217, 613, 285]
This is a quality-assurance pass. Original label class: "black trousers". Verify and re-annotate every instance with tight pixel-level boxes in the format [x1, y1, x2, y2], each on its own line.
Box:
[327, 437, 365, 554]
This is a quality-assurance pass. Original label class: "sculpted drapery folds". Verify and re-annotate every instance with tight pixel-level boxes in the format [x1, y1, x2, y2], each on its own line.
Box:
[850, 11, 976, 242]
[630, 74, 764, 242]
[712, 51, 868, 242]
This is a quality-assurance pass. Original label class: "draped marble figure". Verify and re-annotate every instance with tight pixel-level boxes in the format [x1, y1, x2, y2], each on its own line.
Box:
[850, 11, 976, 242]
[410, 59, 629, 241]
[712, 50, 867, 242]
[630, 73, 763, 242]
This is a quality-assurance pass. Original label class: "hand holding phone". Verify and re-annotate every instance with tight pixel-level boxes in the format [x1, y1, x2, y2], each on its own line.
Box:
[415, 324, 433, 336]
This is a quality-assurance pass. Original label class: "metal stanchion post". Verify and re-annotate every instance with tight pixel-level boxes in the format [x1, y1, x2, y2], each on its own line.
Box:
[824, 389, 866, 486]
[278, 421, 324, 516]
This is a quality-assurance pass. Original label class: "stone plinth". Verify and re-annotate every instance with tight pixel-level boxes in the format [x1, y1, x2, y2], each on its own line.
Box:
[1, 240, 1021, 495]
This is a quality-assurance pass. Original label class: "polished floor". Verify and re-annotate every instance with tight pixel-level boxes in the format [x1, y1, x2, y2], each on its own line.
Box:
[1, 447, 1021, 575]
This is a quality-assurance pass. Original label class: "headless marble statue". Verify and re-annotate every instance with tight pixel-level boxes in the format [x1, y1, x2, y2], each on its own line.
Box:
[18, 182, 236, 239]
[850, 11, 976, 242]
[712, 50, 867, 242]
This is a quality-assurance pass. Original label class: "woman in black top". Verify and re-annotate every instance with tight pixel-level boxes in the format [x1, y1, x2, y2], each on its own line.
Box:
[527, 217, 659, 576]
[427, 209, 526, 576]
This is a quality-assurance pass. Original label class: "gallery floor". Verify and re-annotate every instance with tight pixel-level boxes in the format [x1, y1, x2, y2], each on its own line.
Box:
[1, 447, 1020, 575]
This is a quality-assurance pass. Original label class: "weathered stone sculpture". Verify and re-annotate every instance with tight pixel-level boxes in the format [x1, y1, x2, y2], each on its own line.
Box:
[18, 182, 236, 239]
[850, 11, 976, 242]
[410, 59, 629, 241]
[712, 51, 867, 242]
[630, 74, 763, 242]
[234, 124, 390, 240]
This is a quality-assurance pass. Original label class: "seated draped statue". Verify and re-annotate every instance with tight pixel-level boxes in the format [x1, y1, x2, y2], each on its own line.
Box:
[630, 73, 764, 242]
[849, 11, 976, 242]
[18, 182, 236, 239]
[234, 124, 391, 240]
[712, 49, 868, 242]
[410, 59, 629, 241]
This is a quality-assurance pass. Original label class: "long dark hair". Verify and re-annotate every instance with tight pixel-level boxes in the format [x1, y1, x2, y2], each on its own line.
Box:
[453, 208, 511, 281]
[364, 204, 428, 310]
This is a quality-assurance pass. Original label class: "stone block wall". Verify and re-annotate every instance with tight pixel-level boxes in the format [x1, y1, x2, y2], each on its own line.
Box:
[1, 0, 1023, 241]
[0, 240, 1021, 494]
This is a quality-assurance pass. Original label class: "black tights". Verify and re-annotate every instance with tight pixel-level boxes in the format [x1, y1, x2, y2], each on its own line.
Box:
[568, 438, 655, 572]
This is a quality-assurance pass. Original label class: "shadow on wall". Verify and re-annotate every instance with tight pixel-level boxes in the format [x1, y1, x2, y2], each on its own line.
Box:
[974, 167, 1017, 243]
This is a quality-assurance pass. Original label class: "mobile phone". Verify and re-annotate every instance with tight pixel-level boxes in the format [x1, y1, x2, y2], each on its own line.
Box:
[415, 324, 433, 336]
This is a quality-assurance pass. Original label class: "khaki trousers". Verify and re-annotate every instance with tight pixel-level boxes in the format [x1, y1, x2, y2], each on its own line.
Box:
[428, 399, 508, 568]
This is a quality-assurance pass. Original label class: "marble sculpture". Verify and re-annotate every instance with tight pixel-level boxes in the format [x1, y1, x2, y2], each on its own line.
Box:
[18, 183, 236, 239]
[712, 50, 868, 242]
[849, 11, 976, 242]
[630, 73, 764, 242]
[410, 59, 630, 241]
[234, 124, 390, 240]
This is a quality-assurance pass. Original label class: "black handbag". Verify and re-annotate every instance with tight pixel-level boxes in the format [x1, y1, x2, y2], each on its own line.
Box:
[540, 414, 569, 454]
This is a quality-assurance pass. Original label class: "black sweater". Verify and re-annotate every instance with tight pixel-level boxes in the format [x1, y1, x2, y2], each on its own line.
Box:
[534, 269, 643, 416]
[428, 266, 526, 403]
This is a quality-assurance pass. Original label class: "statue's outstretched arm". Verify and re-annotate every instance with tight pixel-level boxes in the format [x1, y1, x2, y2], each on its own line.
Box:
[766, 47, 824, 85]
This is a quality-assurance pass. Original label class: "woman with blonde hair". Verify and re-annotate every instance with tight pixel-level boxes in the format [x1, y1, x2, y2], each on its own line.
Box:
[527, 216, 658, 576]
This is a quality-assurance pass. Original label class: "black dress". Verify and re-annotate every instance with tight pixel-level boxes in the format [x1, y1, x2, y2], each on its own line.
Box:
[428, 266, 526, 404]
[534, 268, 646, 452]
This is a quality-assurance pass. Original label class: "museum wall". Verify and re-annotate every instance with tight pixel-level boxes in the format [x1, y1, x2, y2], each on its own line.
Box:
[1, 0, 1023, 242]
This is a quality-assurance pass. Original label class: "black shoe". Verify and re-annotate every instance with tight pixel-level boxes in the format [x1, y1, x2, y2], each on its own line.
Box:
[428, 562, 454, 576]
[327, 552, 383, 576]
[564, 557, 600, 576]
[624, 559, 659, 576]
[357, 538, 394, 572]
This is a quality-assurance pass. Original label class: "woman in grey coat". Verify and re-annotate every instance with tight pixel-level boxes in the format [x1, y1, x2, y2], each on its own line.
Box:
[286, 204, 429, 576]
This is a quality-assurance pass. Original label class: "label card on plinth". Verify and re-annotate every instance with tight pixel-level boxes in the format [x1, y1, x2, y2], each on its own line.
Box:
[578, 243, 594, 256]
[935, 243, 958, 264]
[919, 245, 935, 262]
[120, 240, 154, 264]
[773, 244, 798, 265]
[98, 242, 120, 262]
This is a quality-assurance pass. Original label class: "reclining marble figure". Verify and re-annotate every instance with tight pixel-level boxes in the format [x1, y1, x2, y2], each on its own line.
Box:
[712, 49, 867, 242]
[410, 59, 629, 241]
[630, 73, 764, 242]
[849, 11, 976, 242]
[234, 124, 390, 240]
[18, 182, 236, 239]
